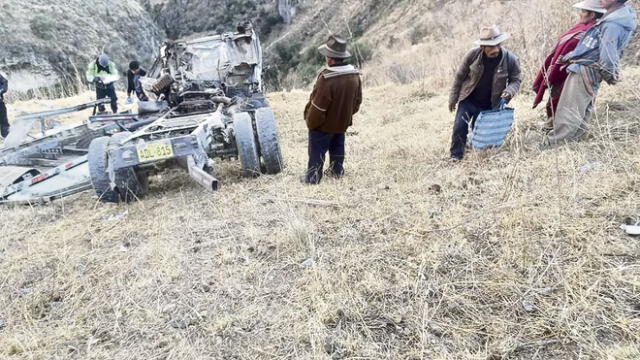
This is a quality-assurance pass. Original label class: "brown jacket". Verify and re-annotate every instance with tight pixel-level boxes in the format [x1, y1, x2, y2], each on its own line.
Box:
[304, 65, 362, 133]
[449, 47, 522, 109]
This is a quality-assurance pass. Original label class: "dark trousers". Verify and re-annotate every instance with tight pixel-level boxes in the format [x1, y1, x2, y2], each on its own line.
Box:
[96, 84, 118, 113]
[450, 99, 490, 158]
[305, 130, 346, 184]
[133, 75, 148, 101]
[0, 99, 8, 137]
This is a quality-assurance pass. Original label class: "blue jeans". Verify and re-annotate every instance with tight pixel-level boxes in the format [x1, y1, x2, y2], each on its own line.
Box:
[96, 84, 118, 113]
[450, 99, 490, 158]
[305, 130, 346, 184]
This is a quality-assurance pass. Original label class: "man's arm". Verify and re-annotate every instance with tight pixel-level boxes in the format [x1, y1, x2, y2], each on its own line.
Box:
[353, 77, 362, 115]
[503, 53, 523, 100]
[127, 71, 135, 96]
[449, 50, 475, 112]
[304, 76, 332, 129]
[107, 63, 121, 82]
[599, 23, 622, 84]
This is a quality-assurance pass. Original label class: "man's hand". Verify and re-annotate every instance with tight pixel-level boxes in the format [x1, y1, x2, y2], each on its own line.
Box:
[448, 101, 457, 113]
[501, 92, 512, 102]
[93, 77, 104, 86]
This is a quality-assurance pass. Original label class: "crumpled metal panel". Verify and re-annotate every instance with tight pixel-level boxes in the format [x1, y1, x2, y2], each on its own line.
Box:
[0, 166, 39, 187]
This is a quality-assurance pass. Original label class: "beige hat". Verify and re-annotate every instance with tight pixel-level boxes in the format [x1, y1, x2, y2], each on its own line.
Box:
[318, 35, 351, 59]
[573, 0, 606, 14]
[474, 25, 511, 46]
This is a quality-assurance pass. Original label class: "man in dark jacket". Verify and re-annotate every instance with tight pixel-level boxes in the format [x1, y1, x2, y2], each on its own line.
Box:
[448, 25, 522, 160]
[126, 61, 148, 103]
[303, 36, 363, 184]
[0, 71, 9, 138]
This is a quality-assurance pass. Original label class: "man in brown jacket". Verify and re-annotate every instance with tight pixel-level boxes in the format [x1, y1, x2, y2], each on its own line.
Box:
[303, 36, 363, 184]
[449, 25, 522, 160]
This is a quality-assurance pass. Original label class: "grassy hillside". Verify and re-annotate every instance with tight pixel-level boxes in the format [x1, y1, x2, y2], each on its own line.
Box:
[264, 0, 639, 89]
[2, 1, 640, 358]
[2, 64, 640, 358]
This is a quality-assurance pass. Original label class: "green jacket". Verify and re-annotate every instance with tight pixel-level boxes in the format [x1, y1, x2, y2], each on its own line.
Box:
[86, 60, 119, 83]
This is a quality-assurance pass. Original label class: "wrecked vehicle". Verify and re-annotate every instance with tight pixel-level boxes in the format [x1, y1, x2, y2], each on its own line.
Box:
[0, 99, 151, 204]
[88, 23, 283, 203]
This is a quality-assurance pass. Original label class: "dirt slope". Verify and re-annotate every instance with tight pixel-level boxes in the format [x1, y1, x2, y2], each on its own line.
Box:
[1, 65, 640, 358]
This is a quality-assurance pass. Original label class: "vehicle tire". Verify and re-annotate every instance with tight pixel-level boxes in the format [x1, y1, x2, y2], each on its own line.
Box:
[109, 132, 148, 202]
[88, 136, 119, 203]
[233, 112, 260, 177]
[255, 107, 283, 174]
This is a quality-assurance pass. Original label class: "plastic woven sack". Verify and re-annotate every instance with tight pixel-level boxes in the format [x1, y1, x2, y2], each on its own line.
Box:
[468, 99, 514, 150]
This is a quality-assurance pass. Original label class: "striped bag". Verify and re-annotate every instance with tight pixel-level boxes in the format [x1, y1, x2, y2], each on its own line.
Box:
[468, 99, 515, 150]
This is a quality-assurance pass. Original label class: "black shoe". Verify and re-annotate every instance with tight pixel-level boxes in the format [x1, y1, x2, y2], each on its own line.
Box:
[324, 169, 344, 179]
[0, 126, 9, 138]
[450, 155, 463, 162]
[300, 175, 320, 185]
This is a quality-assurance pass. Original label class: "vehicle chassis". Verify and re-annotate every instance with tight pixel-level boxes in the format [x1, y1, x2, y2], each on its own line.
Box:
[88, 24, 283, 203]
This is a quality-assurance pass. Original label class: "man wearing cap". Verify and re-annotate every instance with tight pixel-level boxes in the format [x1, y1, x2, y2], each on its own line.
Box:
[448, 25, 522, 160]
[533, 0, 605, 131]
[545, 0, 637, 145]
[0, 71, 9, 138]
[303, 35, 363, 184]
[86, 55, 120, 114]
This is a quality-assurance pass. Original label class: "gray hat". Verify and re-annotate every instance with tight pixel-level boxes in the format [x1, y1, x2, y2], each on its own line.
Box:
[318, 36, 351, 59]
[98, 55, 110, 67]
[474, 25, 511, 46]
[573, 0, 606, 14]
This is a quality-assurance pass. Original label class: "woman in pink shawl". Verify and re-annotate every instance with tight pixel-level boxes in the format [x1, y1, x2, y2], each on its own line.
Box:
[533, 0, 606, 130]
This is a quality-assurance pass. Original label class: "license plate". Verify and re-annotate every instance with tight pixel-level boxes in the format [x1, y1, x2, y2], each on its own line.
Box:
[137, 141, 174, 162]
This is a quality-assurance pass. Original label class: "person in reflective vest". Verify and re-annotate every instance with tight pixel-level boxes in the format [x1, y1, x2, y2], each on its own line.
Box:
[86, 55, 120, 114]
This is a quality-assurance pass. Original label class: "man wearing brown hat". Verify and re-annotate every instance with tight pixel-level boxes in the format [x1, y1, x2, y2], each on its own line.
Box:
[303, 35, 363, 184]
[448, 25, 522, 160]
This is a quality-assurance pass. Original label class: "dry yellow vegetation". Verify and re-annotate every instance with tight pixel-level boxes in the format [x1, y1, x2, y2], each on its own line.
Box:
[2, 0, 640, 357]
[2, 60, 640, 358]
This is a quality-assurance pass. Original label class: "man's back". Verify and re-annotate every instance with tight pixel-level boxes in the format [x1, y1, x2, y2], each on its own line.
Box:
[305, 65, 362, 134]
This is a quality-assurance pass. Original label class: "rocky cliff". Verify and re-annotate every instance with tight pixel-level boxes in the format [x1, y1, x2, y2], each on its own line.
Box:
[140, 0, 280, 40]
[0, 0, 164, 99]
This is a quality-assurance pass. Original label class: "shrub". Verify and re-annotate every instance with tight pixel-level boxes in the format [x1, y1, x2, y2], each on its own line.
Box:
[30, 15, 56, 41]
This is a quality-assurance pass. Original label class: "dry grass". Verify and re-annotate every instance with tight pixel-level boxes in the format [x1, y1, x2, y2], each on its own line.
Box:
[2, 55, 640, 359]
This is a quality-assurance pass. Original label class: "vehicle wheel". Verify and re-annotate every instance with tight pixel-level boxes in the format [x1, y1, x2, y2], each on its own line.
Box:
[109, 132, 148, 202]
[88, 136, 119, 203]
[233, 112, 260, 177]
[255, 107, 283, 174]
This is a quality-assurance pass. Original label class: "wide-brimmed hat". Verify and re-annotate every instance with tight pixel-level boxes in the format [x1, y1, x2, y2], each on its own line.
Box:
[573, 0, 606, 14]
[318, 35, 351, 59]
[474, 25, 511, 46]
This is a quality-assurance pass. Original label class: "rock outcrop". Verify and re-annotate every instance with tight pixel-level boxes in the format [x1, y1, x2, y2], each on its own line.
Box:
[0, 0, 164, 99]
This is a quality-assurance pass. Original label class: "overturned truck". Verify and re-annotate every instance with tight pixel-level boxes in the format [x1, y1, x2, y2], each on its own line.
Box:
[90, 24, 283, 203]
[0, 25, 283, 205]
